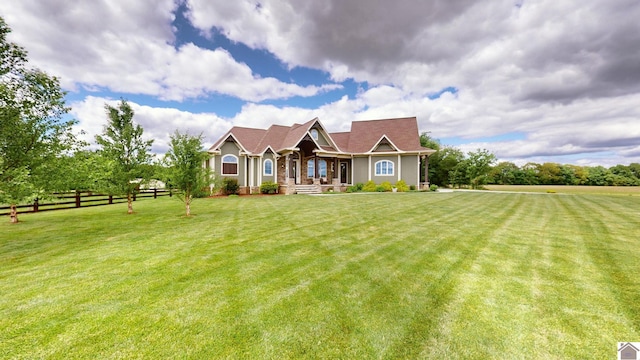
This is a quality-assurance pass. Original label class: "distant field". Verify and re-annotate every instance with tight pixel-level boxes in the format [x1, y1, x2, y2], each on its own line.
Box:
[1, 192, 639, 359]
[485, 184, 640, 195]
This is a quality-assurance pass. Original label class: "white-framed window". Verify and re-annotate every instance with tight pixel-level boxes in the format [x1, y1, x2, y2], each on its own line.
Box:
[264, 159, 273, 176]
[318, 159, 327, 177]
[310, 128, 319, 140]
[307, 159, 315, 177]
[375, 160, 394, 176]
[222, 154, 238, 175]
[307, 159, 327, 178]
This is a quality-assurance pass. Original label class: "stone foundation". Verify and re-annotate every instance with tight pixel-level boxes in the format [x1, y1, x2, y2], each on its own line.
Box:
[332, 178, 340, 192]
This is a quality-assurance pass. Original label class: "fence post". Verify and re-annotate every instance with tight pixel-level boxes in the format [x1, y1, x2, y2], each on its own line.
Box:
[154, 188, 157, 199]
[133, 193, 136, 201]
[75, 191, 81, 208]
[109, 195, 113, 204]
[33, 198, 39, 213]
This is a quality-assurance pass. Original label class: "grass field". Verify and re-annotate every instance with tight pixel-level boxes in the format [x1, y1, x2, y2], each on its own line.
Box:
[1, 192, 639, 359]
[485, 184, 640, 195]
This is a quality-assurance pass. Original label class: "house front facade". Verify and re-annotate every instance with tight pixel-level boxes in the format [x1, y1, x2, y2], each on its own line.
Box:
[207, 116, 436, 194]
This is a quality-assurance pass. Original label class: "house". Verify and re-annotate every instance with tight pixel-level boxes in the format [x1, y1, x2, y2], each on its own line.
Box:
[619, 343, 639, 360]
[207, 116, 436, 194]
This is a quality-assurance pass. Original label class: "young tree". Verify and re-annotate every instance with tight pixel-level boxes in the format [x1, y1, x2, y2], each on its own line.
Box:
[0, 17, 79, 223]
[95, 99, 153, 214]
[164, 131, 210, 216]
[466, 149, 497, 189]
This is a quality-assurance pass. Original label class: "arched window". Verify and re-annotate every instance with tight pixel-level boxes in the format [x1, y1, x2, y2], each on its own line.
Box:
[307, 159, 315, 177]
[222, 154, 238, 175]
[310, 128, 319, 140]
[375, 160, 394, 176]
[264, 159, 273, 176]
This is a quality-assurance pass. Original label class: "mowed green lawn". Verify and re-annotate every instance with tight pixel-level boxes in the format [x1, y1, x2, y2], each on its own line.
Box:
[485, 184, 640, 195]
[1, 192, 639, 359]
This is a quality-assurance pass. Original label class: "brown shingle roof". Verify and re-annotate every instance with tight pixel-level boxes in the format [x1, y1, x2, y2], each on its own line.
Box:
[209, 126, 266, 153]
[346, 117, 427, 153]
[329, 132, 350, 152]
[211, 116, 433, 155]
[255, 124, 290, 153]
[279, 118, 317, 151]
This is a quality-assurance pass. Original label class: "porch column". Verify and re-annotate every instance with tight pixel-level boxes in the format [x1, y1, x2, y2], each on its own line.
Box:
[285, 155, 290, 181]
[275, 155, 280, 182]
[249, 157, 254, 193]
[332, 158, 340, 192]
[243, 155, 248, 191]
[257, 156, 262, 188]
[423, 155, 429, 187]
[314, 153, 318, 179]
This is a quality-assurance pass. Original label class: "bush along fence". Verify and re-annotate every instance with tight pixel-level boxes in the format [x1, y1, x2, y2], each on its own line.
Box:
[0, 189, 173, 216]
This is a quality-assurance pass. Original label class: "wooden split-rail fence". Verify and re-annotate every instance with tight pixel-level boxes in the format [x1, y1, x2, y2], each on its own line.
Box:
[0, 189, 173, 216]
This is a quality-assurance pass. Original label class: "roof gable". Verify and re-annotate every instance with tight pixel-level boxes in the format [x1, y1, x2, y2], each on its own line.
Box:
[308, 119, 340, 152]
[209, 132, 249, 153]
[279, 118, 316, 150]
[255, 124, 290, 154]
[370, 135, 400, 153]
[210, 116, 435, 156]
[347, 117, 427, 153]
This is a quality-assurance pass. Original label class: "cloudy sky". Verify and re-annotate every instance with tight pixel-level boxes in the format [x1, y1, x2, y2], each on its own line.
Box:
[2, 0, 639, 166]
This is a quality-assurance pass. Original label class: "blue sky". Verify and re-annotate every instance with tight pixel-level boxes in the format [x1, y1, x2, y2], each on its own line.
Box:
[2, 0, 640, 166]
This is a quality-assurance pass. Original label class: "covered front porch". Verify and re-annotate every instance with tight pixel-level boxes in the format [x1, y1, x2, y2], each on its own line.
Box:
[277, 152, 352, 194]
[274, 131, 351, 194]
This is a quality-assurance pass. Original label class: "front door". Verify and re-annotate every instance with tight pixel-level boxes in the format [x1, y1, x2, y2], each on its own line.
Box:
[340, 162, 348, 184]
[292, 160, 300, 184]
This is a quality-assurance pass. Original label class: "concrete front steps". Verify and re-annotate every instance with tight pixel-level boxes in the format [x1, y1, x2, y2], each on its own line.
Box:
[295, 184, 322, 195]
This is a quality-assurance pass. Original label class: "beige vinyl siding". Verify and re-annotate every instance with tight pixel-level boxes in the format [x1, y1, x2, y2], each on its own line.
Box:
[262, 153, 276, 183]
[219, 141, 246, 186]
[370, 155, 397, 184]
[401, 155, 419, 187]
[316, 130, 330, 146]
[373, 143, 394, 152]
[352, 157, 369, 184]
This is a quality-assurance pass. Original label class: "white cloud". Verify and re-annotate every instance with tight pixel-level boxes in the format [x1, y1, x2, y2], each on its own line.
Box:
[70, 96, 231, 155]
[69, 84, 640, 167]
[0, 0, 338, 102]
[227, 88, 640, 166]
[4, 0, 640, 166]
[183, 0, 640, 164]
